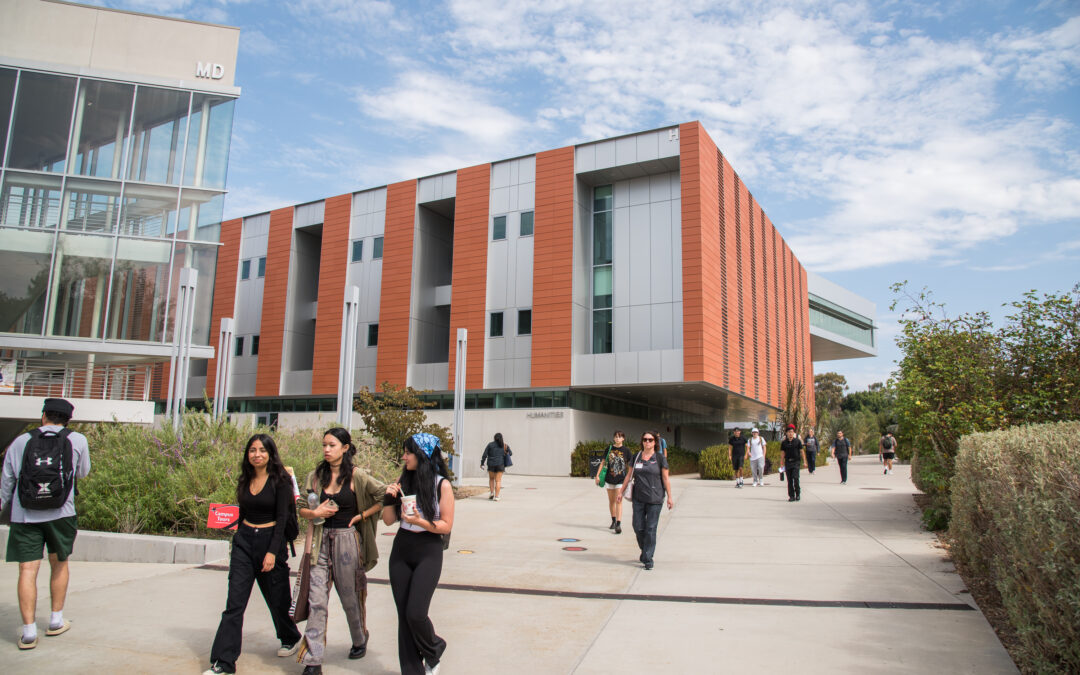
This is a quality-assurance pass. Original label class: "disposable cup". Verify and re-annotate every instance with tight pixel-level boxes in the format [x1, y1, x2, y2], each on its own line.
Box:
[402, 494, 417, 516]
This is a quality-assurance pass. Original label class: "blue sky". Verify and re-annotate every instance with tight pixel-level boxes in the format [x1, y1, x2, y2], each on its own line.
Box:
[101, 0, 1080, 394]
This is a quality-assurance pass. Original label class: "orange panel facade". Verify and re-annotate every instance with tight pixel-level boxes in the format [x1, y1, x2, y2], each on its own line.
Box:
[254, 207, 293, 396]
[375, 180, 417, 390]
[448, 164, 491, 391]
[311, 194, 352, 395]
[531, 147, 575, 387]
[204, 217, 242, 396]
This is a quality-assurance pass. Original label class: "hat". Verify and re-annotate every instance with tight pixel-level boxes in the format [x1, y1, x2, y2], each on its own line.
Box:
[786, 424, 796, 430]
[750, 427, 759, 433]
[43, 398, 74, 417]
[410, 432, 440, 457]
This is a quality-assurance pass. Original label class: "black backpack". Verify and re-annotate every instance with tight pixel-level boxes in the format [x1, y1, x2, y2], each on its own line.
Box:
[881, 435, 894, 450]
[17, 429, 75, 510]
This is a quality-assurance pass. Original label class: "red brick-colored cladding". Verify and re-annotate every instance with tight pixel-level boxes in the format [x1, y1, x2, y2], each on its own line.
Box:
[204, 217, 242, 396]
[679, 122, 724, 384]
[447, 164, 491, 390]
[311, 194, 352, 395]
[375, 180, 417, 390]
[255, 207, 294, 396]
[531, 147, 575, 387]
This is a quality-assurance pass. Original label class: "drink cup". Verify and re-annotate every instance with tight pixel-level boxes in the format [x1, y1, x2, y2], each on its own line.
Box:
[402, 494, 417, 516]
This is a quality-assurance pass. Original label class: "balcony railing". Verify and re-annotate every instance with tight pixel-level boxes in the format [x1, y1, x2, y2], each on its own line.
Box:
[0, 358, 154, 402]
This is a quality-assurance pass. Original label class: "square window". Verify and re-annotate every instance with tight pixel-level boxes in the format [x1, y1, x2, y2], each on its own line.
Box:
[367, 323, 378, 347]
[240, 259, 250, 280]
[520, 211, 534, 236]
[257, 256, 266, 277]
[517, 309, 532, 335]
[251, 335, 259, 355]
[352, 239, 363, 262]
[490, 311, 504, 337]
[373, 236, 384, 259]
[234, 336, 244, 357]
[493, 215, 506, 240]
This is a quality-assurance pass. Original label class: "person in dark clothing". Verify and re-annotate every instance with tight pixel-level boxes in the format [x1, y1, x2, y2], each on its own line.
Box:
[780, 425, 808, 502]
[382, 433, 455, 675]
[616, 431, 673, 570]
[830, 430, 853, 484]
[205, 435, 301, 675]
[804, 428, 820, 474]
[480, 433, 511, 501]
[595, 431, 631, 534]
[729, 428, 750, 488]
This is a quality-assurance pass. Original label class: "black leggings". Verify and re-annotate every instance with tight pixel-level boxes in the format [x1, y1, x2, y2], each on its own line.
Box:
[389, 529, 446, 675]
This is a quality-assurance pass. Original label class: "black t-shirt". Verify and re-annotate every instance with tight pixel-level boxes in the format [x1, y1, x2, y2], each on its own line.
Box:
[631, 451, 668, 504]
[833, 438, 851, 457]
[324, 479, 358, 528]
[780, 437, 803, 464]
[729, 435, 748, 454]
[604, 446, 632, 485]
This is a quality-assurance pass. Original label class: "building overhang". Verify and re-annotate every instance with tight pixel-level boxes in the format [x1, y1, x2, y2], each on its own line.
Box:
[809, 326, 878, 360]
[0, 334, 214, 363]
[572, 381, 778, 427]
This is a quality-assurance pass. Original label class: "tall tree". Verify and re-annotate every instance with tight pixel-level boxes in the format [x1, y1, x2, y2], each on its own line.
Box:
[814, 372, 847, 418]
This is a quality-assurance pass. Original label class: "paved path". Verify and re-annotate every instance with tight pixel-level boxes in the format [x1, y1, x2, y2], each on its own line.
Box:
[0, 456, 1016, 673]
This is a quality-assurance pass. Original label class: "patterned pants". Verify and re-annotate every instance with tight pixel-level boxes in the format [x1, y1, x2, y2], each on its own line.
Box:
[301, 527, 368, 665]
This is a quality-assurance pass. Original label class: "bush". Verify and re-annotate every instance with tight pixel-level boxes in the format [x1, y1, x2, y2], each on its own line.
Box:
[700, 445, 734, 480]
[569, 439, 696, 476]
[665, 445, 699, 475]
[63, 414, 400, 538]
[949, 421, 1080, 674]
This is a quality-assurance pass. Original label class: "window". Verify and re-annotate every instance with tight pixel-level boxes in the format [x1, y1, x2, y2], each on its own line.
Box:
[240, 259, 250, 280]
[517, 309, 532, 335]
[234, 336, 244, 357]
[367, 323, 378, 347]
[352, 240, 363, 262]
[251, 335, 260, 355]
[373, 236, 384, 259]
[493, 215, 506, 240]
[520, 211, 534, 236]
[490, 311, 504, 337]
[592, 185, 614, 353]
[257, 257, 266, 277]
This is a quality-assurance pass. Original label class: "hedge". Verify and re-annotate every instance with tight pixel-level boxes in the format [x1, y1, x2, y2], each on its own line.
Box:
[570, 439, 699, 477]
[949, 421, 1080, 673]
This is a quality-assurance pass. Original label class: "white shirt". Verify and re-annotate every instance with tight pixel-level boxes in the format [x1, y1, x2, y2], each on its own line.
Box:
[748, 436, 767, 461]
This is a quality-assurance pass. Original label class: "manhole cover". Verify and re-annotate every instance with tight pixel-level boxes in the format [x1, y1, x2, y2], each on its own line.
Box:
[562, 546, 587, 551]
[558, 538, 580, 542]
[457, 550, 474, 555]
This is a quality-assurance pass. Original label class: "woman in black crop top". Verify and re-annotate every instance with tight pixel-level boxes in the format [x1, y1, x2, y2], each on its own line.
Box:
[205, 435, 301, 675]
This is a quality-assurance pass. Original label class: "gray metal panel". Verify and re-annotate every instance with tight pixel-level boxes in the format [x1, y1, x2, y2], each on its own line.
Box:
[629, 305, 651, 351]
[650, 201, 673, 303]
[628, 204, 651, 304]
[574, 354, 594, 385]
[613, 306, 630, 353]
[512, 356, 531, 387]
[516, 237, 533, 306]
[672, 301, 683, 349]
[484, 357, 504, 388]
[575, 144, 595, 173]
[671, 199, 682, 300]
[628, 177, 650, 206]
[650, 173, 671, 202]
[661, 348, 684, 381]
[491, 187, 509, 215]
[651, 302, 674, 350]
[613, 205, 630, 306]
[593, 353, 616, 384]
[636, 132, 659, 162]
[519, 156, 536, 184]
[492, 161, 511, 188]
[615, 351, 637, 384]
[638, 349, 662, 382]
[294, 201, 324, 228]
[595, 140, 616, 169]
[615, 136, 636, 166]
[659, 128, 681, 158]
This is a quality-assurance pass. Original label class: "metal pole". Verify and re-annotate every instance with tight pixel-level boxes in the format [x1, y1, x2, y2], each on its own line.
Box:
[452, 328, 467, 487]
[337, 286, 360, 428]
[171, 267, 197, 435]
[214, 317, 234, 419]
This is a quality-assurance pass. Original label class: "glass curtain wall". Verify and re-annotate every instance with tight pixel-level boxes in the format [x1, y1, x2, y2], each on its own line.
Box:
[592, 185, 613, 353]
[0, 66, 234, 345]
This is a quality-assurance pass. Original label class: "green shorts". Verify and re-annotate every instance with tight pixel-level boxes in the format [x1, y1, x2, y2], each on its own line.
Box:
[6, 516, 78, 563]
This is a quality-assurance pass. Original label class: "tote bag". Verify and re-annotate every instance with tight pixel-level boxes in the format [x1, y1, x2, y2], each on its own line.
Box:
[290, 524, 315, 622]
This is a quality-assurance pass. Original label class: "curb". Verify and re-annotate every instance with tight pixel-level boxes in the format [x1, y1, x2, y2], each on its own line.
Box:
[0, 525, 229, 564]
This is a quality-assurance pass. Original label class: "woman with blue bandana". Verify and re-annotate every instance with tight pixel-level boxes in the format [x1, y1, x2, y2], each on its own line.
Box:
[382, 432, 455, 675]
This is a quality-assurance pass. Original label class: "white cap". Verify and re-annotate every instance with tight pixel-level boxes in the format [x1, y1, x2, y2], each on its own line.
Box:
[751, 427, 759, 433]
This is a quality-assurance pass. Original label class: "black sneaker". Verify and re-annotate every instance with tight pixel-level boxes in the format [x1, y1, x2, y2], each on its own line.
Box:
[609, 519, 616, 529]
[788, 497, 795, 502]
[644, 562, 654, 570]
[614, 522, 622, 534]
[202, 664, 229, 675]
[302, 666, 322, 675]
[349, 644, 366, 659]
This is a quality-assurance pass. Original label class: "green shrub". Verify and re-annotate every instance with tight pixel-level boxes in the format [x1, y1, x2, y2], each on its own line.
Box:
[699, 445, 733, 480]
[950, 421, 1080, 673]
[569, 439, 696, 476]
[665, 445, 699, 475]
[570, 439, 611, 477]
[64, 414, 399, 538]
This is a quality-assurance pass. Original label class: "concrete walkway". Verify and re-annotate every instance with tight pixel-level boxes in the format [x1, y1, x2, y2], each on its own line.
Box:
[0, 456, 1017, 673]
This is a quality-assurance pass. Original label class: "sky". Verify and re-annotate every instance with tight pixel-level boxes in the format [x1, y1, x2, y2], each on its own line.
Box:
[98, 0, 1080, 395]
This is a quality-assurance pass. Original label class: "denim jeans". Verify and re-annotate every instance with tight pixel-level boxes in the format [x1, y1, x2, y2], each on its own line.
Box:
[632, 501, 663, 565]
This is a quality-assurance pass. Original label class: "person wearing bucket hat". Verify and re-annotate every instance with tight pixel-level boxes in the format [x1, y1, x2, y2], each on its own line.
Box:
[1, 398, 90, 650]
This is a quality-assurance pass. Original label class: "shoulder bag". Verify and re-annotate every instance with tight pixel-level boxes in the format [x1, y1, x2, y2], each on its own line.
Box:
[623, 452, 641, 501]
[504, 445, 513, 468]
[290, 518, 315, 622]
[597, 445, 611, 488]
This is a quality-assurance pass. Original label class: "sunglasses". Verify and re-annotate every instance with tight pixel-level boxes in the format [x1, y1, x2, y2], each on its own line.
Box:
[642, 437, 656, 443]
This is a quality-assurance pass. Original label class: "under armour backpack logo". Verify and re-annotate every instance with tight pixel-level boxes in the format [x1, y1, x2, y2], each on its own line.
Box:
[36, 457, 53, 466]
[37, 483, 52, 494]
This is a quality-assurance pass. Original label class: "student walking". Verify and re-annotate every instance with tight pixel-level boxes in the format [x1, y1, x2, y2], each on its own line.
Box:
[748, 428, 767, 486]
[595, 431, 632, 534]
[0, 398, 90, 650]
[479, 433, 511, 501]
[879, 432, 898, 475]
[729, 428, 749, 487]
[780, 425, 808, 502]
[831, 430, 853, 485]
[617, 431, 673, 570]
[205, 435, 302, 674]
[382, 433, 455, 675]
[804, 428, 819, 474]
[297, 428, 387, 675]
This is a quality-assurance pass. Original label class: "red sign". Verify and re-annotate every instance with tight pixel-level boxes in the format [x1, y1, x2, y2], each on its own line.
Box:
[207, 503, 239, 529]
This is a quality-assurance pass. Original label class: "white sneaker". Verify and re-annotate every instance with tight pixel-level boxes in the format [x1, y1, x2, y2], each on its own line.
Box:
[425, 662, 441, 675]
[494, 496, 501, 501]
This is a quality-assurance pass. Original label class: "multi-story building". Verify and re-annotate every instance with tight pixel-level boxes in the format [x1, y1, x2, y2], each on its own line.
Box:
[203, 122, 875, 476]
[0, 0, 239, 442]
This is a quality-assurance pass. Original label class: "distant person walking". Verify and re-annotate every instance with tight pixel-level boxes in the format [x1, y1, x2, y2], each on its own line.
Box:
[0, 398, 90, 650]
[480, 433, 511, 501]
[879, 432, 897, 475]
[297, 428, 387, 675]
[830, 430, 852, 485]
[595, 431, 632, 534]
[382, 433, 455, 675]
[780, 425, 808, 502]
[617, 431, 673, 570]
[804, 428, 819, 475]
[204, 434, 301, 675]
[748, 428, 767, 487]
[729, 428, 749, 487]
